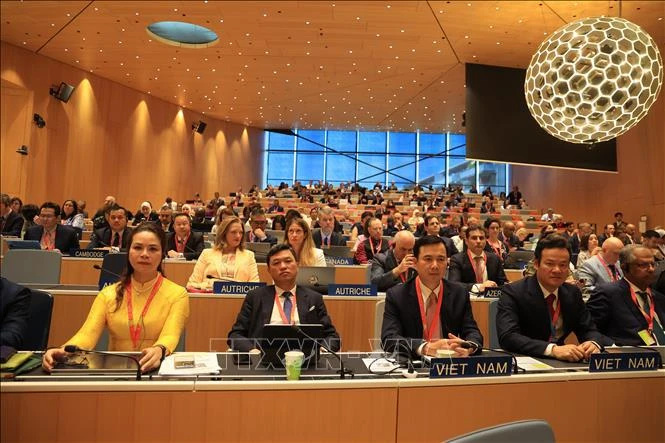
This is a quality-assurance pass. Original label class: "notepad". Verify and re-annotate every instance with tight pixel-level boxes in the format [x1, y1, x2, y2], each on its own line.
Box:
[158, 353, 221, 376]
[515, 356, 554, 371]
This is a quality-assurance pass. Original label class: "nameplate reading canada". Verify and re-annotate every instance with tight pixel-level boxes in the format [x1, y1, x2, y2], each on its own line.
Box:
[327, 284, 377, 296]
[588, 349, 661, 373]
[429, 354, 513, 378]
[324, 256, 354, 266]
[213, 282, 266, 294]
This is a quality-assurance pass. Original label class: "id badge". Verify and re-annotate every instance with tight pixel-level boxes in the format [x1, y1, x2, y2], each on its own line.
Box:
[638, 329, 656, 346]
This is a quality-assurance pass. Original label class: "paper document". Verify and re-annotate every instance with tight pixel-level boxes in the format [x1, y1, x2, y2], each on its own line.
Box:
[515, 356, 554, 371]
[158, 353, 221, 376]
[362, 357, 401, 372]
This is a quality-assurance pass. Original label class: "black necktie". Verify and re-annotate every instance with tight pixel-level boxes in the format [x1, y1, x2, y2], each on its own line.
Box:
[608, 264, 617, 279]
[638, 291, 651, 312]
[112, 232, 120, 247]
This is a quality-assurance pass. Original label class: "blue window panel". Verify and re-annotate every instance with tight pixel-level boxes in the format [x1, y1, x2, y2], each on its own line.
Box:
[419, 156, 446, 185]
[296, 153, 324, 181]
[357, 154, 387, 186]
[448, 134, 466, 156]
[419, 133, 445, 154]
[268, 131, 295, 150]
[326, 154, 356, 182]
[266, 152, 294, 181]
[358, 131, 387, 153]
[479, 162, 507, 196]
[388, 154, 416, 186]
[296, 130, 325, 152]
[448, 158, 476, 189]
[267, 179, 284, 187]
[327, 130, 357, 152]
[389, 132, 416, 154]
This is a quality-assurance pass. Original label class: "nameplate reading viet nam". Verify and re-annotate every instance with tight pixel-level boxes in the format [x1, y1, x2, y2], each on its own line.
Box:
[73, 249, 109, 258]
[429, 354, 513, 378]
[327, 284, 377, 296]
[588, 349, 661, 373]
[213, 282, 266, 295]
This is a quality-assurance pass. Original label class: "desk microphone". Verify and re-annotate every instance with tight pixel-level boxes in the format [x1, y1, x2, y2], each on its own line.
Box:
[291, 325, 353, 379]
[93, 264, 125, 280]
[63, 345, 142, 380]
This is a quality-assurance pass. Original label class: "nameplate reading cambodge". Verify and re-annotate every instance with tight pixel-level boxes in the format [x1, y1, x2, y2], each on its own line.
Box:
[429, 355, 513, 378]
[213, 282, 266, 294]
[327, 284, 377, 296]
[73, 249, 109, 258]
[588, 350, 661, 373]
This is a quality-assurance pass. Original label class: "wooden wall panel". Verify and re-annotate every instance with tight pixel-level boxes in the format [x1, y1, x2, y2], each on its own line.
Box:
[510, 38, 665, 229]
[0, 42, 264, 210]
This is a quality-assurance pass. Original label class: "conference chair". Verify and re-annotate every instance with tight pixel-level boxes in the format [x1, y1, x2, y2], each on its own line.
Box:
[20, 289, 54, 351]
[446, 419, 555, 443]
[2, 249, 62, 284]
[487, 299, 500, 349]
[98, 252, 127, 289]
[373, 299, 385, 351]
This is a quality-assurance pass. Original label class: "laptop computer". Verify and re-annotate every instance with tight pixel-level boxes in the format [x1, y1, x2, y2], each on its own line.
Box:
[504, 250, 535, 269]
[51, 352, 140, 375]
[322, 245, 353, 258]
[296, 266, 335, 294]
[6, 240, 41, 250]
[265, 229, 285, 242]
[259, 324, 324, 369]
[245, 242, 271, 255]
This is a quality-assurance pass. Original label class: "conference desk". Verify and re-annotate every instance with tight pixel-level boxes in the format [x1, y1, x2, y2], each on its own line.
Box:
[59, 257, 371, 287]
[1, 363, 663, 442]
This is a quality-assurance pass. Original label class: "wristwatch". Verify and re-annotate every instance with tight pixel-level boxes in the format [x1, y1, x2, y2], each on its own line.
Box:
[154, 344, 167, 361]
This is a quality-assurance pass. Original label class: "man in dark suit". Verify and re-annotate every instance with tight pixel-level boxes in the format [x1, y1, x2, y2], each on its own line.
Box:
[158, 206, 175, 233]
[312, 206, 346, 248]
[371, 231, 416, 292]
[598, 223, 615, 246]
[245, 207, 278, 245]
[587, 246, 665, 346]
[228, 244, 340, 352]
[497, 234, 610, 361]
[87, 205, 131, 250]
[266, 198, 284, 214]
[24, 202, 79, 254]
[448, 224, 506, 293]
[0, 193, 24, 237]
[165, 213, 204, 260]
[381, 235, 483, 359]
[0, 277, 31, 351]
[421, 214, 459, 258]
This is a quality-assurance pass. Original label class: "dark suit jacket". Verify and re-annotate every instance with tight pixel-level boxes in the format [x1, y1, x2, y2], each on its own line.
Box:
[312, 229, 346, 248]
[0, 277, 31, 349]
[24, 224, 80, 255]
[267, 205, 284, 213]
[587, 279, 665, 346]
[245, 231, 278, 246]
[497, 276, 610, 357]
[166, 231, 205, 260]
[448, 251, 507, 292]
[381, 278, 483, 358]
[87, 227, 132, 250]
[1, 211, 24, 237]
[228, 285, 340, 352]
[370, 249, 415, 292]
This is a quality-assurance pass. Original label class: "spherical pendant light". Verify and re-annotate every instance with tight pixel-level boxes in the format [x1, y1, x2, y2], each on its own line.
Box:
[524, 17, 662, 144]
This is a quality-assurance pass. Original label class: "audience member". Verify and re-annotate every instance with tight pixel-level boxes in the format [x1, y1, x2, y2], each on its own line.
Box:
[354, 217, 389, 264]
[88, 205, 131, 250]
[613, 211, 627, 231]
[540, 208, 555, 222]
[576, 233, 601, 268]
[284, 217, 326, 266]
[92, 195, 117, 229]
[484, 218, 507, 262]
[9, 197, 23, 215]
[61, 199, 85, 231]
[578, 237, 624, 297]
[24, 202, 80, 254]
[498, 221, 520, 252]
[0, 193, 24, 237]
[0, 277, 31, 351]
[370, 230, 416, 292]
[166, 213, 204, 260]
[407, 209, 424, 232]
[598, 223, 615, 246]
[312, 206, 346, 248]
[246, 208, 278, 245]
[158, 206, 174, 233]
[271, 215, 286, 231]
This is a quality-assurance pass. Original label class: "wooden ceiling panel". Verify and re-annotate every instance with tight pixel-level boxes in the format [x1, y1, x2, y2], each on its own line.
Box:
[1, 1, 663, 132]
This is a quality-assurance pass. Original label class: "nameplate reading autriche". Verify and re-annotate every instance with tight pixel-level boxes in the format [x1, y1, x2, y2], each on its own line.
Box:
[73, 249, 109, 258]
[588, 350, 661, 373]
[484, 288, 502, 298]
[324, 256, 354, 266]
[327, 284, 377, 296]
[213, 282, 266, 294]
[429, 354, 513, 378]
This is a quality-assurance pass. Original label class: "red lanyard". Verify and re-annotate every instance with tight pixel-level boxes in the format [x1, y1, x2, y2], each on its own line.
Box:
[549, 297, 561, 341]
[415, 277, 444, 342]
[176, 233, 190, 253]
[597, 255, 619, 281]
[399, 270, 408, 283]
[467, 250, 486, 283]
[369, 237, 382, 254]
[274, 290, 297, 324]
[629, 286, 656, 332]
[488, 240, 503, 258]
[126, 274, 164, 349]
[41, 230, 55, 250]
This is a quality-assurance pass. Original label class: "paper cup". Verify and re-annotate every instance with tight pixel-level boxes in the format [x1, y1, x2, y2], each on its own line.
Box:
[436, 349, 456, 358]
[284, 350, 304, 381]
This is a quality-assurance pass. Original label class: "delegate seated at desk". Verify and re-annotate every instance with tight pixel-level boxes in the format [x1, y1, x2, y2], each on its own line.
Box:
[370, 230, 416, 292]
[87, 205, 132, 250]
[228, 244, 340, 352]
[0, 277, 30, 351]
[24, 202, 80, 254]
[497, 234, 610, 362]
[381, 235, 483, 358]
[165, 213, 204, 260]
[42, 223, 189, 373]
[587, 246, 665, 346]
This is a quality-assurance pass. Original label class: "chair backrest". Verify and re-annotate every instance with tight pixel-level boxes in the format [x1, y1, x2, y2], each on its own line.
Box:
[487, 299, 500, 349]
[98, 253, 128, 289]
[446, 419, 555, 443]
[373, 299, 386, 351]
[2, 250, 62, 284]
[21, 289, 54, 350]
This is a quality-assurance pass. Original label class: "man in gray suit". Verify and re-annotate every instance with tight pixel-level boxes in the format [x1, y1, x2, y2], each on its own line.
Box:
[370, 230, 416, 292]
[578, 237, 624, 297]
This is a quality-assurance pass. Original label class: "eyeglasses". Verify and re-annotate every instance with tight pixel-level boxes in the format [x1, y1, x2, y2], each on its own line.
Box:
[633, 262, 656, 270]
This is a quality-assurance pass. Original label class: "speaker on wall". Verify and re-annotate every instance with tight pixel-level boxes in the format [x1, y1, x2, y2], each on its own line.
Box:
[49, 82, 76, 103]
[192, 120, 207, 134]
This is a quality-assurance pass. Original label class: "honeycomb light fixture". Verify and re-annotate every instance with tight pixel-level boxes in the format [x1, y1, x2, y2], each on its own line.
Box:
[524, 17, 663, 144]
